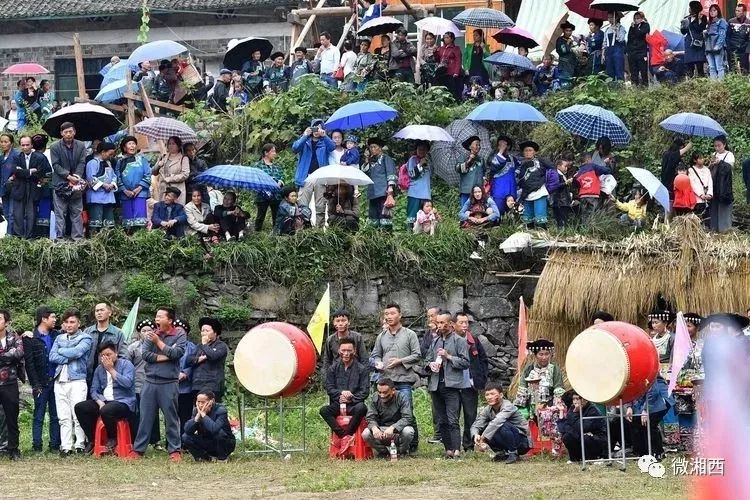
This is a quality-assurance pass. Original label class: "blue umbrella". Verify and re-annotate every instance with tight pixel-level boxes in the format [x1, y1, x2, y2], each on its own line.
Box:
[466, 101, 547, 123]
[555, 104, 631, 145]
[127, 40, 188, 70]
[659, 112, 727, 138]
[95, 79, 139, 103]
[101, 61, 130, 88]
[324, 100, 399, 130]
[452, 8, 514, 29]
[661, 30, 685, 52]
[194, 165, 280, 193]
[484, 51, 536, 72]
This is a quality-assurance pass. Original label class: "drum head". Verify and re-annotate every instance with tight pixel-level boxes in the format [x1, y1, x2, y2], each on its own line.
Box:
[234, 327, 298, 397]
[566, 329, 628, 404]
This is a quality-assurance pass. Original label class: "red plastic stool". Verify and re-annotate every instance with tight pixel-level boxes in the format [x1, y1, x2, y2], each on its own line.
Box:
[527, 419, 554, 456]
[93, 417, 133, 458]
[328, 415, 373, 460]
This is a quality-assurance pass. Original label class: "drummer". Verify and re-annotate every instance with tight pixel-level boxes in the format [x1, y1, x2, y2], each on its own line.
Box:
[513, 339, 565, 452]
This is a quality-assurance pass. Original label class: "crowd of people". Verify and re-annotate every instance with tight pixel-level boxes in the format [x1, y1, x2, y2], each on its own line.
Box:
[1, 300, 738, 463]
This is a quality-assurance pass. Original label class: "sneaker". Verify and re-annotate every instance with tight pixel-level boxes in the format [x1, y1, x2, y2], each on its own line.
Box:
[427, 436, 442, 444]
[470, 251, 482, 260]
[238, 230, 245, 240]
[337, 435, 355, 457]
[492, 452, 509, 462]
[169, 451, 182, 463]
[59, 450, 73, 458]
[505, 451, 519, 464]
[75, 447, 86, 455]
[9, 450, 21, 461]
[152, 443, 165, 452]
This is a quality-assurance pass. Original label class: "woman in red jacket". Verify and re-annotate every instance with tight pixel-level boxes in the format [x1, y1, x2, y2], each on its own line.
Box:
[435, 31, 463, 101]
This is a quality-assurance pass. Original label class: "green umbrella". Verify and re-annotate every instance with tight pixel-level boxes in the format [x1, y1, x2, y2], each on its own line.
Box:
[121, 297, 141, 342]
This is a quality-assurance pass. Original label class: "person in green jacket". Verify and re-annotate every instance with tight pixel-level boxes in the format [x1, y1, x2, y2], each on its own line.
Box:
[463, 30, 491, 85]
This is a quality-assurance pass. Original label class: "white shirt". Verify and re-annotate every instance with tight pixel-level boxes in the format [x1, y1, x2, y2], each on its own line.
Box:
[0, 336, 5, 349]
[713, 150, 735, 167]
[316, 45, 341, 75]
[688, 165, 713, 199]
[103, 372, 115, 401]
[329, 148, 345, 166]
[340, 50, 357, 76]
[24, 153, 31, 168]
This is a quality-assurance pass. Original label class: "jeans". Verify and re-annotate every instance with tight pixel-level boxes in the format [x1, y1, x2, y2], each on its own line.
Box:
[706, 51, 726, 80]
[459, 388, 479, 450]
[32, 384, 60, 450]
[522, 196, 548, 225]
[362, 426, 415, 456]
[395, 383, 418, 450]
[320, 74, 338, 88]
[605, 44, 626, 81]
[431, 383, 461, 452]
[487, 423, 529, 454]
[2, 194, 14, 236]
[55, 379, 88, 451]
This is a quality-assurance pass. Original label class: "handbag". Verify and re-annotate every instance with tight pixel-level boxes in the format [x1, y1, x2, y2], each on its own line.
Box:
[333, 66, 345, 81]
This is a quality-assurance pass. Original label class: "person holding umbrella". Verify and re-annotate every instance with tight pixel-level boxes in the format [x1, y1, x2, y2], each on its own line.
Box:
[241, 50, 265, 97]
[586, 18, 605, 74]
[361, 137, 397, 230]
[405, 140, 433, 231]
[556, 22, 578, 85]
[603, 11, 627, 81]
[455, 136, 486, 209]
[252, 143, 284, 232]
[325, 182, 359, 232]
[463, 30, 490, 86]
[294, 119, 335, 227]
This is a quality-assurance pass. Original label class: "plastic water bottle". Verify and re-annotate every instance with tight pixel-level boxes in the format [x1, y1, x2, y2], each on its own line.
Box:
[389, 440, 398, 462]
[340, 403, 347, 416]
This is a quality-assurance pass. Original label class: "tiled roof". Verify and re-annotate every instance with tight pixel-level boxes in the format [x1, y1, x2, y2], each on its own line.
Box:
[0, 0, 289, 20]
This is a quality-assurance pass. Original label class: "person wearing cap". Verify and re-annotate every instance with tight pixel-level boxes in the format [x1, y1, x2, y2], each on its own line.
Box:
[208, 69, 232, 112]
[116, 136, 152, 233]
[517, 140, 550, 229]
[128, 319, 163, 449]
[151, 186, 187, 238]
[263, 52, 291, 93]
[293, 118, 334, 226]
[648, 310, 675, 366]
[556, 21, 578, 84]
[188, 317, 228, 403]
[586, 18, 605, 75]
[391, 28, 417, 83]
[455, 136, 485, 209]
[603, 11, 627, 80]
[361, 137, 397, 229]
[31, 134, 54, 236]
[405, 140, 433, 230]
[487, 136, 518, 216]
[291, 46, 314, 87]
[50, 121, 87, 240]
[11, 134, 51, 238]
[84, 142, 118, 234]
[339, 135, 360, 166]
[627, 12, 651, 87]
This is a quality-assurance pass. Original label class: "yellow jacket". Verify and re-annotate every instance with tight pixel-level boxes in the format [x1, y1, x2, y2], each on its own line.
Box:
[615, 199, 647, 221]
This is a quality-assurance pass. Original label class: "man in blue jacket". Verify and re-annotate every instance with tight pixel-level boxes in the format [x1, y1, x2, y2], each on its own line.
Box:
[74, 342, 137, 454]
[293, 119, 334, 227]
[131, 307, 187, 462]
[182, 390, 236, 461]
[151, 186, 187, 238]
[49, 309, 93, 456]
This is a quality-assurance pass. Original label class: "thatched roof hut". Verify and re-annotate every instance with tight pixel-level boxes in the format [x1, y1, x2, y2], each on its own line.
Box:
[528, 215, 750, 361]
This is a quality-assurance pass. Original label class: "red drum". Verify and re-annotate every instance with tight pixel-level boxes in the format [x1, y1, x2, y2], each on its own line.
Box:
[234, 322, 317, 397]
[565, 321, 659, 405]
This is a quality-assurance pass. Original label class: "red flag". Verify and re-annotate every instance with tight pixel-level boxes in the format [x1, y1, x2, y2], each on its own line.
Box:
[517, 296, 528, 373]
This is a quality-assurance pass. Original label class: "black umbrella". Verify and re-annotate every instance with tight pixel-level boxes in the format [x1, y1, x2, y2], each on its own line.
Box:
[42, 103, 121, 141]
[223, 37, 274, 70]
[358, 16, 404, 37]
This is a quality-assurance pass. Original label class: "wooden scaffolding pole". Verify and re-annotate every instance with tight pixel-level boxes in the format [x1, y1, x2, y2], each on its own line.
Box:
[337, 14, 357, 50]
[125, 69, 136, 135]
[72, 33, 87, 100]
[288, 0, 327, 59]
[290, 3, 432, 19]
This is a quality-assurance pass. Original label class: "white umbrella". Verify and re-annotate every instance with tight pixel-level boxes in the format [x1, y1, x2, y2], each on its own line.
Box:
[415, 17, 461, 36]
[305, 165, 374, 187]
[626, 167, 670, 214]
[393, 125, 455, 142]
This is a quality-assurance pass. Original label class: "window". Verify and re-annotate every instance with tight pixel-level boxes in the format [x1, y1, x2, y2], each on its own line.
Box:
[54, 57, 113, 103]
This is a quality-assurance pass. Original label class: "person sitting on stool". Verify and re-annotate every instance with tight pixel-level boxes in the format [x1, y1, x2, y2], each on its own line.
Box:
[558, 390, 607, 463]
[319, 338, 369, 455]
[74, 342, 137, 455]
[362, 377, 415, 458]
[471, 383, 531, 463]
[182, 390, 236, 461]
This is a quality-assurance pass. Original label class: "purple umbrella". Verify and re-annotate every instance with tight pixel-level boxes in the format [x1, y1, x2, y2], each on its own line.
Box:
[492, 27, 539, 49]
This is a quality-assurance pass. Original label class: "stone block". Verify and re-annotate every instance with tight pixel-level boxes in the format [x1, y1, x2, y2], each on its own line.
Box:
[446, 287, 464, 313]
[467, 296, 515, 320]
[478, 334, 497, 357]
[483, 318, 513, 344]
[386, 289, 421, 318]
[249, 285, 290, 312]
[344, 279, 380, 317]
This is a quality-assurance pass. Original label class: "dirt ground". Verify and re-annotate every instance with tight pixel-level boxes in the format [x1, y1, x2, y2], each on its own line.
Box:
[4, 451, 685, 499]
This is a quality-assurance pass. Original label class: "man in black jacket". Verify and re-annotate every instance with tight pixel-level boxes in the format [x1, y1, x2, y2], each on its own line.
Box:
[559, 391, 608, 463]
[188, 317, 228, 402]
[181, 390, 236, 461]
[209, 69, 232, 112]
[319, 338, 369, 452]
[454, 313, 488, 451]
[12, 135, 51, 238]
[22, 306, 61, 452]
[626, 11, 650, 86]
[728, 4, 750, 74]
[0, 309, 24, 460]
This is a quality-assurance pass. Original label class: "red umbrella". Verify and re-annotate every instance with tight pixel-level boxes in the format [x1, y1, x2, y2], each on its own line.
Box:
[492, 27, 539, 49]
[564, 0, 608, 21]
[2, 63, 50, 75]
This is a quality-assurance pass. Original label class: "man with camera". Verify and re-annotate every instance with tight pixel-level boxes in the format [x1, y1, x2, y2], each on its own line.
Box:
[293, 119, 335, 227]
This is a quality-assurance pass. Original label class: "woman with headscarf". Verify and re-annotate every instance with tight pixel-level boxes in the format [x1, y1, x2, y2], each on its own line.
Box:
[487, 135, 518, 216]
[117, 136, 152, 233]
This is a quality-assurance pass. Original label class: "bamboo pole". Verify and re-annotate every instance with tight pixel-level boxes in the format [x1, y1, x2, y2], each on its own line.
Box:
[288, 0, 327, 58]
[337, 14, 357, 50]
[72, 33, 87, 100]
[291, 4, 433, 19]
[138, 85, 167, 155]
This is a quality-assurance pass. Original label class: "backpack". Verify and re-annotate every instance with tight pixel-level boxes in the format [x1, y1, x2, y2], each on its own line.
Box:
[398, 163, 410, 191]
[545, 167, 561, 194]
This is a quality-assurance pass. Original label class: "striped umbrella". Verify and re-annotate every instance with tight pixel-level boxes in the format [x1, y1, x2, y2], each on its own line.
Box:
[194, 165, 281, 193]
[429, 119, 492, 185]
[659, 112, 727, 138]
[484, 51, 536, 72]
[135, 117, 198, 143]
[555, 104, 631, 145]
[452, 8, 514, 29]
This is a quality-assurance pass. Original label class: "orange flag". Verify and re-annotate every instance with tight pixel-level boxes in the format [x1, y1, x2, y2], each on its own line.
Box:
[517, 296, 528, 373]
